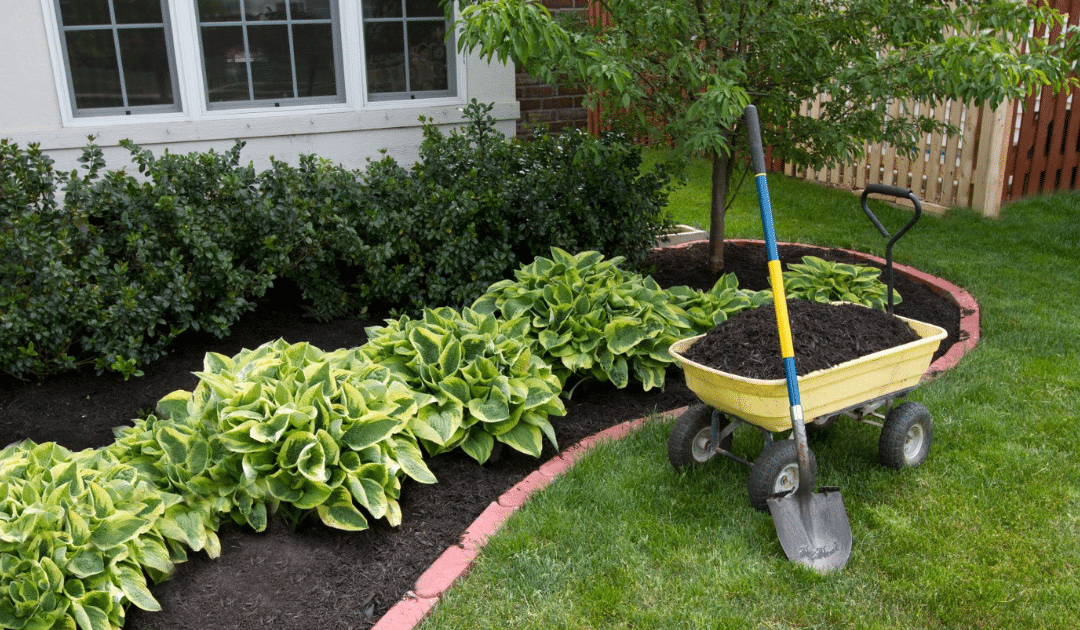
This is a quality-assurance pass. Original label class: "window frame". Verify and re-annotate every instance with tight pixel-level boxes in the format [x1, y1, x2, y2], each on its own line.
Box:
[194, 0, 347, 110]
[52, 0, 184, 117]
[361, 0, 457, 102]
[41, 0, 467, 125]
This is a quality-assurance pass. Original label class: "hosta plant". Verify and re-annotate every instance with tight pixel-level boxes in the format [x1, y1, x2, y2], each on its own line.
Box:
[0, 441, 194, 630]
[664, 274, 773, 333]
[783, 255, 901, 311]
[361, 306, 566, 464]
[113, 339, 436, 533]
[473, 248, 691, 393]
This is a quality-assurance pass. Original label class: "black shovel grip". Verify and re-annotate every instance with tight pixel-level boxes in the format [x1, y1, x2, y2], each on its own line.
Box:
[745, 105, 768, 175]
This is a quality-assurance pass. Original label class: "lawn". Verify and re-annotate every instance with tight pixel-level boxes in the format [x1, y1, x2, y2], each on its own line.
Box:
[419, 159, 1080, 629]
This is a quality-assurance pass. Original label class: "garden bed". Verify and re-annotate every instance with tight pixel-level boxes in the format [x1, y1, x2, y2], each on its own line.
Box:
[0, 241, 961, 630]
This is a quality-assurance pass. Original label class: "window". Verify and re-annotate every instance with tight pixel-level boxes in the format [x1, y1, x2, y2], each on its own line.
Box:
[362, 0, 456, 101]
[54, 0, 181, 116]
[196, 0, 344, 108]
[50, 0, 458, 118]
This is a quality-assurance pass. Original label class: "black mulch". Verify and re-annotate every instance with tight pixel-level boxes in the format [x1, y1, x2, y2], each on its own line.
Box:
[0, 240, 960, 630]
[683, 299, 922, 379]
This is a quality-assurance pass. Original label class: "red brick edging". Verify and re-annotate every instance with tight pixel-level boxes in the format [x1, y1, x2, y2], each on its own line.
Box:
[371, 240, 980, 630]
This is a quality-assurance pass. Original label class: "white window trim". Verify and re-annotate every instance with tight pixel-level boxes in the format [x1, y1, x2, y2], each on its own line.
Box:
[39, 0, 469, 131]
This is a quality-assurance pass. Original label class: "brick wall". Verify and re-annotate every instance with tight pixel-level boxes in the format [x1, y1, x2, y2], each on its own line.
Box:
[514, 0, 593, 138]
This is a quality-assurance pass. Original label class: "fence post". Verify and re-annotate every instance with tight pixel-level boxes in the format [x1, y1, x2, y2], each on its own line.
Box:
[970, 104, 1014, 218]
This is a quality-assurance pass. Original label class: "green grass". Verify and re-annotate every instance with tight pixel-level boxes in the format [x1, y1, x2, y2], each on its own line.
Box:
[421, 158, 1080, 630]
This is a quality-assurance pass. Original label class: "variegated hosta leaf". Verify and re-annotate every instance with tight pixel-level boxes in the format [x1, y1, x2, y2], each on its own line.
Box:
[362, 306, 565, 463]
[0, 441, 191, 630]
[473, 247, 700, 393]
[115, 339, 435, 537]
[783, 255, 901, 310]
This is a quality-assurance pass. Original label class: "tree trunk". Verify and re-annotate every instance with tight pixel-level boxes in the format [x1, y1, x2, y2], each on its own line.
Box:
[707, 147, 732, 275]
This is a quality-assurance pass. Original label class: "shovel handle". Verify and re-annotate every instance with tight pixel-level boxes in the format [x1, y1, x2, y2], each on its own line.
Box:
[745, 105, 815, 501]
[744, 105, 803, 425]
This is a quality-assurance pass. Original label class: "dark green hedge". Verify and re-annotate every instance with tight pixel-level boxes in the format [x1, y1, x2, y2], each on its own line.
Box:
[0, 101, 672, 379]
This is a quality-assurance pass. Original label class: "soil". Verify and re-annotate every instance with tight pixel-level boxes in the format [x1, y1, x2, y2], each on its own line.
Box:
[0, 240, 960, 630]
[683, 299, 922, 379]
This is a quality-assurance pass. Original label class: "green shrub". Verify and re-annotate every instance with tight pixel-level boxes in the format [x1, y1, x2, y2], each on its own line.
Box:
[0, 138, 274, 379]
[782, 255, 901, 310]
[0, 103, 672, 378]
[0, 139, 88, 377]
[0, 441, 198, 630]
[358, 101, 674, 313]
[252, 155, 373, 320]
[80, 140, 273, 338]
[361, 306, 566, 464]
[474, 248, 693, 393]
[0, 139, 173, 379]
[510, 125, 674, 268]
[111, 340, 436, 533]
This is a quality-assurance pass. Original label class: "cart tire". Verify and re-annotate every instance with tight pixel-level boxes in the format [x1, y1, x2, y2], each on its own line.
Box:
[747, 440, 818, 512]
[668, 404, 732, 469]
[879, 402, 933, 469]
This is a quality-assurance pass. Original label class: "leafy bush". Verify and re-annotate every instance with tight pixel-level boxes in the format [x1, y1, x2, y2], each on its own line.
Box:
[0, 103, 672, 378]
[0, 441, 196, 630]
[361, 306, 566, 464]
[0, 139, 92, 377]
[509, 124, 673, 268]
[782, 255, 901, 310]
[252, 155, 372, 320]
[78, 140, 273, 339]
[665, 274, 772, 332]
[357, 100, 674, 313]
[111, 340, 436, 533]
[474, 248, 693, 393]
[0, 139, 273, 379]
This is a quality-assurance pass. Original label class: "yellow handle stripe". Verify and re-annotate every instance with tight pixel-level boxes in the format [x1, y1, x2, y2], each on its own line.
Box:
[768, 259, 795, 359]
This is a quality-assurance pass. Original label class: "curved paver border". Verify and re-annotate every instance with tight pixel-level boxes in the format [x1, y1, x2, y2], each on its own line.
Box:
[371, 240, 980, 630]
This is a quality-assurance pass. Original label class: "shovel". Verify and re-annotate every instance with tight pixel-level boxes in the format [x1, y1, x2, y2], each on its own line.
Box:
[743, 104, 853, 573]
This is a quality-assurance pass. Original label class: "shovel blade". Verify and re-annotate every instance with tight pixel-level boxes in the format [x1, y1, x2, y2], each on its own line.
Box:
[767, 486, 852, 573]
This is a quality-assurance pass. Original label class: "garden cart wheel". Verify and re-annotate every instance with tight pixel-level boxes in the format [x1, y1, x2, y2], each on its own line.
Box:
[747, 440, 818, 512]
[806, 414, 840, 432]
[668, 404, 732, 469]
[879, 401, 933, 469]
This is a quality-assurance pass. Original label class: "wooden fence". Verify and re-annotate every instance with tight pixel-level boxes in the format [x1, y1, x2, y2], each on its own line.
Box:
[774, 99, 1012, 217]
[781, 0, 1080, 217]
[1001, 0, 1080, 205]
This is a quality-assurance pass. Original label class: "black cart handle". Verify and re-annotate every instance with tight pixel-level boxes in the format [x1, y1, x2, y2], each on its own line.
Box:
[860, 184, 922, 242]
[859, 184, 924, 315]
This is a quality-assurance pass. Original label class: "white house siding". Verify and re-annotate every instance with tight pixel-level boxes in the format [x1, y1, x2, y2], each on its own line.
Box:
[2, 0, 518, 174]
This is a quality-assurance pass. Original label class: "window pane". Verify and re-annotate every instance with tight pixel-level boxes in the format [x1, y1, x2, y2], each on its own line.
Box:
[409, 0, 444, 18]
[362, 0, 402, 20]
[293, 24, 336, 97]
[118, 29, 174, 106]
[201, 25, 251, 102]
[407, 21, 448, 91]
[246, 0, 285, 21]
[66, 30, 124, 108]
[293, 0, 332, 19]
[365, 22, 406, 94]
[198, 0, 243, 22]
[59, 0, 111, 26]
[247, 25, 293, 99]
[112, 0, 164, 24]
